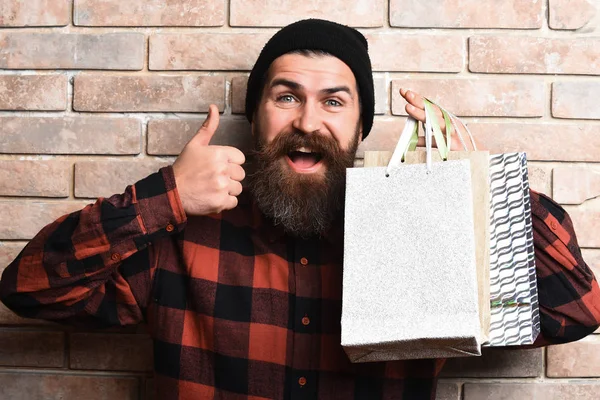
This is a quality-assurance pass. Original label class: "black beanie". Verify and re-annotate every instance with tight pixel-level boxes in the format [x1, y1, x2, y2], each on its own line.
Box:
[245, 19, 375, 139]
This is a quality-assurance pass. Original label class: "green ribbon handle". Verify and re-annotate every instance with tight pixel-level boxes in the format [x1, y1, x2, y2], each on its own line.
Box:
[385, 97, 475, 176]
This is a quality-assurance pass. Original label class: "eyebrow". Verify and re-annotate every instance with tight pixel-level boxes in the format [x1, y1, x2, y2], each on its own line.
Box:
[269, 78, 354, 99]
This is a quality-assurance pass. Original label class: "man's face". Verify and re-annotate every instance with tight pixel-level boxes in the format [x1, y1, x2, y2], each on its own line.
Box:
[248, 52, 363, 238]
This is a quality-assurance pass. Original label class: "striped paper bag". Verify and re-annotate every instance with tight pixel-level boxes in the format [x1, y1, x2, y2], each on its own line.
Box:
[484, 152, 541, 346]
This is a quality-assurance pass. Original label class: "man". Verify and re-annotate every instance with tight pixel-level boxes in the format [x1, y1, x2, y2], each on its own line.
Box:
[1, 19, 599, 400]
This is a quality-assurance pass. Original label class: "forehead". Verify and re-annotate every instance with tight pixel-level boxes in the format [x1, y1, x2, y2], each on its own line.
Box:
[265, 53, 357, 91]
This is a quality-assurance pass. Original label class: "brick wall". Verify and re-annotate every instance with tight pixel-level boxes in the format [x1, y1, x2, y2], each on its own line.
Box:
[0, 1, 599, 399]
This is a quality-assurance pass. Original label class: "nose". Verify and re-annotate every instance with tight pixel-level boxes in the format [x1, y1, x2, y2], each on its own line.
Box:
[292, 101, 323, 134]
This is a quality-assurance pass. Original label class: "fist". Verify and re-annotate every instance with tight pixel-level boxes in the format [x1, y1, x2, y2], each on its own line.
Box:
[172, 104, 246, 216]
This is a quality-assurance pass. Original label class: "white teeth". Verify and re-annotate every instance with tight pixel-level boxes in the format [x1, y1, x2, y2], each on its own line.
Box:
[296, 147, 312, 153]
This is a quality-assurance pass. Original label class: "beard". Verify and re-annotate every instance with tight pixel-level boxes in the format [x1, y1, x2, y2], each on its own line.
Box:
[247, 123, 361, 239]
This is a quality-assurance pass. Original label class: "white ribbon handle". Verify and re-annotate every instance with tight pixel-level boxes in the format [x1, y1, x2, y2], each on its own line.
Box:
[386, 116, 418, 176]
[385, 98, 477, 177]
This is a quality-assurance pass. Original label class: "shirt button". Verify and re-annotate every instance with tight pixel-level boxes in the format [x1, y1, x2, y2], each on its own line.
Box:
[300, 257, 308, 265]
[302, 316, 310, 326]
[298, 377, 307, 386]
[166, 223, 175, 232]
[550, 220, 558, 230]
[111, 253, 121, 262]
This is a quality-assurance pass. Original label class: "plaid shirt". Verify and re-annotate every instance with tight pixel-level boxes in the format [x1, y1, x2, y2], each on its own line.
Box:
[1, 166, 599, 400]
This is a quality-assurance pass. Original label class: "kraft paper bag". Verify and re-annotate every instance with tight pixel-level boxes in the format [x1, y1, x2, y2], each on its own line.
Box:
[342, 104, 483, 362]
[484, 152, 540, 346]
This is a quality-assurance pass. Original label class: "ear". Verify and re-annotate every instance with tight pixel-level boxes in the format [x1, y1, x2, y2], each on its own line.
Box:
[358, 117, 364, 142]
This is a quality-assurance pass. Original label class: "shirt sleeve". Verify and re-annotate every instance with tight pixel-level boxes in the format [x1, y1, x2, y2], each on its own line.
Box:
[529, 190, 600, 345]
[0, 166, 186, 328]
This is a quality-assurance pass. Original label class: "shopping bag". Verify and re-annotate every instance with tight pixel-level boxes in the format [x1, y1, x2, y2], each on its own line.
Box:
[400, 103, 491, 344]
[342, 104, 483, 362]
[484, 152, 540, 346]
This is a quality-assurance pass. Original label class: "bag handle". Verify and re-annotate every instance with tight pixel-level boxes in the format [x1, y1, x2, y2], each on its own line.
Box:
[385, 98, 476, 176]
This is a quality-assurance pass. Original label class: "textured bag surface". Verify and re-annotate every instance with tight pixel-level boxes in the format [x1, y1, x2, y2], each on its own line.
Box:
[485, 152, 540, 346]
[342, 109, 483, 362]
[404, 150, 491, 344]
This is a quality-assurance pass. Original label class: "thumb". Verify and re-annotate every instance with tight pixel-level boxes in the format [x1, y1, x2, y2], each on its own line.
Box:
[194, 104, 220, 146]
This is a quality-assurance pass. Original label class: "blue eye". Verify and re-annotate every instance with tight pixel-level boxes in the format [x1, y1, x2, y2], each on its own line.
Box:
[326, 99, 342, 107]
[277, 95, 295, 103]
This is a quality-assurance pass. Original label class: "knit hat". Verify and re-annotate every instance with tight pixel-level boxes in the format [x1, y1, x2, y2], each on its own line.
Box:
[245, 19, 375, 139]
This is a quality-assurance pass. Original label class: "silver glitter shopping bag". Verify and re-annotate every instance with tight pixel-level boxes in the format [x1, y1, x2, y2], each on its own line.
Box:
[341, 105, 483, 362]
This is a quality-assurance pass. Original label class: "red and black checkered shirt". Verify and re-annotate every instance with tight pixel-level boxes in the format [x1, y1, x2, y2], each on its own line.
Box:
[1, 166, 599, 400]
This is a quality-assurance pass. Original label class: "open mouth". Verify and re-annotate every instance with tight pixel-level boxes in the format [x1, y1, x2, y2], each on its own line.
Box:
[285, 147, 324, 172]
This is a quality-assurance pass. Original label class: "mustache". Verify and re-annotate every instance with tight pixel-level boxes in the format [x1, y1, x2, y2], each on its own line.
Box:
[250, 129, 343, 162]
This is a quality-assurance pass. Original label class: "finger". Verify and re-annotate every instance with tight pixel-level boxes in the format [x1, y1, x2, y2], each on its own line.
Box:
[418, 135, 463, 151]
[225, 147, 246, 165]
[194, 104, 220, 146]
[399, 87, 410, 99]
[406, 103, 446, 134]
[416, 137, 440, 149]
[223, 194, 239, 211]
[228, 163, 246, 182]
[405, 103, 426, 123]
[404, 90, 425, 110]
[228, 180, 243, 197]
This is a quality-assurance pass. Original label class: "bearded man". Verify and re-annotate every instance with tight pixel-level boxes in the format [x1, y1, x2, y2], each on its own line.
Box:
[1, 19, 599, 400]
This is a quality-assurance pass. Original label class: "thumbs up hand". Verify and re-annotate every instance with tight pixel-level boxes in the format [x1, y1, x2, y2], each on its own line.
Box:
[172, 104, 246, 216]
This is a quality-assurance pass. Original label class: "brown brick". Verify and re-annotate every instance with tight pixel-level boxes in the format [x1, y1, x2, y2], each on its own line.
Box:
[70, 333, 153, 371]
[553, 167, 600, 205]
[147, 118, 253, 156]
[357, 117, 402, 159]
[74, 0, 224, 26]
[563, 205, 600, 248]
[582, 249, 600, 277]
[231, 76, 248, 114]
[0, 74, 67, 111]
[390, 0, 542, 28]
[441, 348, 542, 378]
[0, 0, 70, 27]
[464, 382, 600, 400]
[467, 122, 600, 162]
[75, 160, 171, 198]
[367, 34, 463, 72]
[528, 163, 553, 195]
[0, 160, 70, 197]
[0, 373, 139, 399]
[553, 82, 600, 119]
[374, 75, 387, 115]
[0, 242, 25, 267]
[150, 33, 270, 70]
[391, 79, 544, 117]
[0, 330, 64, 367]
[74, 74, 225, 112]
[550, 0, 598, 30]
[0, 33, 144, 70]
[469, 36, 600, 75]
[230, 0, 385, 27]
[435, 381, 460, 400]
[548, 337, 600, 377]
[0, 201, 89, 240]
[0, 117, 141, 155]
